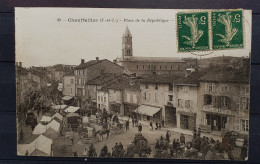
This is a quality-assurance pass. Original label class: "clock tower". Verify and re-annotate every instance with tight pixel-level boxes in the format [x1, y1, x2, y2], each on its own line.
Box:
[122, 26, 133, 58]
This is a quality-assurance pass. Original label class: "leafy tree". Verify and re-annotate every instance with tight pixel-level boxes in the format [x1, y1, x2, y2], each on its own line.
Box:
[19, 129, 24, 143]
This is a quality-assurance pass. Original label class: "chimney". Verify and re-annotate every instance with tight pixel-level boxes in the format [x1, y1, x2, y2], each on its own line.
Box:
[15, 62, 18, 66]
[185, 69, 192, 77]
[19, 62, 22, 67]
[113, 59, 117, 63]
[96, 57, 99, 61]
[81, 59, 85, 64]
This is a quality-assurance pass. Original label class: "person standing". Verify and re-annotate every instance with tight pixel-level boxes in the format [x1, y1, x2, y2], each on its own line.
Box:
[197, 127, 201, 138]
[155, 121, 158, 130]
[126, 120, 129, 131]
[150, 121, 153, 131]
[132, 118, 135, 127]
[106, 129, 110, 139]
[161, 119, 165, 128]
[193, 127, 197, 140]
[99, 131, 103, 141]
[180, 133, 185, 145]
[166, 131, 170, 142]
[138, 123, 142, 133]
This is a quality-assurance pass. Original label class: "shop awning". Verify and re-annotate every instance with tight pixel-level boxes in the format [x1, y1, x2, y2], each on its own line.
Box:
[61, 96, 73, 101]
[64, 106, 80, 113]
[135, 105, 161, 116]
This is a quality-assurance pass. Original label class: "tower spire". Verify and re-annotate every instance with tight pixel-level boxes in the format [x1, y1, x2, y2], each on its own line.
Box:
[123, 25, 132, 37]
[122, 25, 133, 58]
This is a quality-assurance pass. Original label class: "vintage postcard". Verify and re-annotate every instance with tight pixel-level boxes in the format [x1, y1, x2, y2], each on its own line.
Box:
[15, 8, 251, 160]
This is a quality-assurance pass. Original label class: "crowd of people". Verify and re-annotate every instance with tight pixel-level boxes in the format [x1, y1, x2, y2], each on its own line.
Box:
[154, 127, 248, 160]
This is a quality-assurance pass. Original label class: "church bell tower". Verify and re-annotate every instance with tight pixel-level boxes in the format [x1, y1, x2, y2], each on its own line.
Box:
[122, 26, 133, 58]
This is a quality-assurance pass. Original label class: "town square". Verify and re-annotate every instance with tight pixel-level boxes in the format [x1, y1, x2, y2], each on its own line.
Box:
[15, 8, 251, 160]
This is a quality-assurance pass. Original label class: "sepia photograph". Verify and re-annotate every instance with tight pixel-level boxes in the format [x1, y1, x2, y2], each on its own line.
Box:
[15, 8, 251, 160]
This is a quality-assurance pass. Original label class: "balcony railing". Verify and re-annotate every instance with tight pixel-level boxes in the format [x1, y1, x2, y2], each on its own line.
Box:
[203, 105, 237, 115]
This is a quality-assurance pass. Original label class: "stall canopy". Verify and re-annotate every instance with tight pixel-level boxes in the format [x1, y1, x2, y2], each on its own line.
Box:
[51, 105, 68, 110]
[135, 105, 161, 116]
[65, 106, 80, 113]
[40, 116, 52, 123]
[32, 123, 47, 135]
[47, 120, 60, 132]
[18, 135, 53, 156]
[51, 113, 63, 122]
[30, 135, 52, 156]
[66, 113, 80, 118]
[61, 96, 73, 101]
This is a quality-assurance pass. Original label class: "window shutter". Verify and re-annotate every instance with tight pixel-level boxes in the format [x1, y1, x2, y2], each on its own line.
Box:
[204, 94, 207, 105]
[226, 96, 230, 109]
[235, 117, 240, 131]
[205, 84, 208, 92]
[190, 100, 194, 109]
[212, 96, 216, 107]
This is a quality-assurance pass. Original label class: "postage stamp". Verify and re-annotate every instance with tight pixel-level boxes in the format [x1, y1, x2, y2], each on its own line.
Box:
[211, 10, 244, 50]
[177, 12, 209, 52]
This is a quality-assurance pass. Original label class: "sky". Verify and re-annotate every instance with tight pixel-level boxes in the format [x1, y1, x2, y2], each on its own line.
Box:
[15, 8, 252, 68]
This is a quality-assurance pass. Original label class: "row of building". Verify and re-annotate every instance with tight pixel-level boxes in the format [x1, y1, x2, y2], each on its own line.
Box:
[62, 56, 249, 137]
[60, 26, 249, 137]
[17, 26, 250, 138]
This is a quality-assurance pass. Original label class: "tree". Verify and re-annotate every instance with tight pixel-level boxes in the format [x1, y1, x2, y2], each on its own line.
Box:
[19, 129, 24, 143]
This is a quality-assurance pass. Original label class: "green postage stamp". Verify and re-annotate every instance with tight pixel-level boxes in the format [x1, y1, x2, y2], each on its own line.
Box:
[211, 10, 244, 50]
[177, 12, 209, 52]
[177, 10, 244, 52]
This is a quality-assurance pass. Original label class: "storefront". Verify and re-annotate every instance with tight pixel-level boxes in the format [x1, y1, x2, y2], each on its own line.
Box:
[109, 102, 121, 115]
[165, 105, 176, 127]
[205, 113, 227, 131]
[123, 102, 138, 117]
[178, 111, 196, 130]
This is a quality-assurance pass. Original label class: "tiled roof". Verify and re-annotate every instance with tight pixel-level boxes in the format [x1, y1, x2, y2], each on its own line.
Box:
[74, 60, 105, 70]
[117, 56, 185, 63]
[141, 74, 181, 84]
[175, 70, 208, 86]
[99, 74, 140, 91]
[86, 73, 122, 85]
[199, 66, 249, 83]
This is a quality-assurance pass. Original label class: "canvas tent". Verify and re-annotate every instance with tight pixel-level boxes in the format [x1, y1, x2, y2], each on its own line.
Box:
[32, 123, 47, 135]
[17, 135, 52, 156]
[40, 116, 52, 123]
[51, 105, 67, 110]
[61, 96, 73, 101]
[51, 113, 63, 123]
[47, 120, 60, 132]
[64, 106, 80, 113]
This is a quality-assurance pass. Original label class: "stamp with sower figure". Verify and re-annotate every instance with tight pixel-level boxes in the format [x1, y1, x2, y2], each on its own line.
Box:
[177, 12, 209, 52]
[211, 10, 244, 50]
